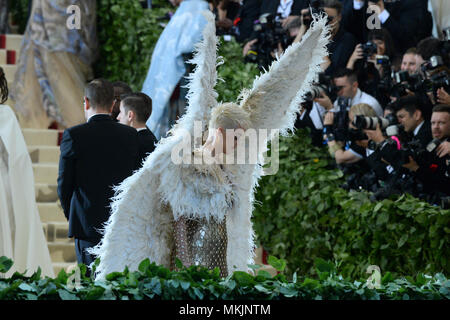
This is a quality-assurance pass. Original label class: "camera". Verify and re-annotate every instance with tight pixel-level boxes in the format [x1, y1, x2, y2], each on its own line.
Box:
[362, 41, 377, 60]
[244, 13, 291, 70]
[302, 73, 339, 111]
[352, 113, 398, 131]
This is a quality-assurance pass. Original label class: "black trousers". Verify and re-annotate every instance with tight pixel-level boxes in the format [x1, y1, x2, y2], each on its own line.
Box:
[75, 238, 99, 276]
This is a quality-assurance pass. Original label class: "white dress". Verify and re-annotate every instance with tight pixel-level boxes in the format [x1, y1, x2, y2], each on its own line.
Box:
[0, 105, 54, 278]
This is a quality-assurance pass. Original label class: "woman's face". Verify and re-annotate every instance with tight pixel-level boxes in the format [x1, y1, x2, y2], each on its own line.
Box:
[373, 39, 386, 55]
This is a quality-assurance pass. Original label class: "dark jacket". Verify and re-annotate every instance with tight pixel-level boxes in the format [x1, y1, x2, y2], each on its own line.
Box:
[413, 121, 432, 149]
[325, 25, 357, 76]
[57, 114, 140, 241]
[341, 0, 432, 53]
[241, 0, 307, 42]
[137, 127, 157, 165]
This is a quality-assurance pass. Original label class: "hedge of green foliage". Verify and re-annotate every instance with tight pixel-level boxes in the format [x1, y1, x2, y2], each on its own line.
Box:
[95, 0, 259, 101]
[1, 256, 448, 300]
[253, 129, 450, 279]
[7, 0, 29, 34]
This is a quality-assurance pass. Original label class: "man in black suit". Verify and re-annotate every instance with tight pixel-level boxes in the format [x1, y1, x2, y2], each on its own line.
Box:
[116, 92, 157, 164]
[395, 96, 432, 148]
[57, 79, 140, 270]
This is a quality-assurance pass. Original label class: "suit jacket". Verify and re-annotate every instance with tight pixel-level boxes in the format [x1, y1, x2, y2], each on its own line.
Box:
[57, 114, 140, 241]
[138, 127, 157, 164]
[341, 0, 432, 53]
[414, 121, 432, 149]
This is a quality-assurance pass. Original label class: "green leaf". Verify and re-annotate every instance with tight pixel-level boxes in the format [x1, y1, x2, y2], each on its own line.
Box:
[138, 258, 151, 273]
[268, 256, 286, 272]
[0, 256, 13, 273]
[233, 271, 255, 287]
[58, 289, 80, 300]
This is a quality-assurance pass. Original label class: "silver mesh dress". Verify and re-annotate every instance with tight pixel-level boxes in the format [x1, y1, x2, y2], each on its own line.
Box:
[172, 215, 228, 277]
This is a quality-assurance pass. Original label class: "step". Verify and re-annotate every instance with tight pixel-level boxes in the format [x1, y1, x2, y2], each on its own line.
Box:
[48, 242, 76, 263]
[0, 49, 6, 64]
[5, 34, 23, 52]
[35, 183, 58, 202]
[38, 202, 66, 223]
[22, 128, 60, 146]
[2, 64, 17, 82]
[53, 262, 78, 276]
[45, 222, 71, 243]
[33, 163, 58, 184]
[28, 145, 60, 163]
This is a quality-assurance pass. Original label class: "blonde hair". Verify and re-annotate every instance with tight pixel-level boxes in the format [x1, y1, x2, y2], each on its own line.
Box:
[209, 102, 252, 130]
[350, 103, 377, 117]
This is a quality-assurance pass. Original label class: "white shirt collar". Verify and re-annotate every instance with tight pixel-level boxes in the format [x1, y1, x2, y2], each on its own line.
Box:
[413, 121, 424, 136]
[136, 127, 147, 132]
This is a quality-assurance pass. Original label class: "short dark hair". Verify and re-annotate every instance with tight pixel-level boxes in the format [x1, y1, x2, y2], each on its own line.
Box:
[432, 104, 450, 114]
[85, 79, 114, 111]
[397, 95, 422, 117]
[322, 0, 342, 15]
[417, 37, 441, 60]
[404, 47, 417, 55]
[112, 81, 132, 98]
[121, 93, 152, 123]
[333, 68, 357, 84]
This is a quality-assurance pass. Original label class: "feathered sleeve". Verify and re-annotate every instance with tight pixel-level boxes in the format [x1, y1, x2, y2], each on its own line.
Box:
[170, 10, 220, 143]
[239, 15, 330, 135]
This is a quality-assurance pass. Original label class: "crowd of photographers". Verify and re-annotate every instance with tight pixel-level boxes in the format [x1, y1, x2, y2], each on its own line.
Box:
[215, 0, 450, 208]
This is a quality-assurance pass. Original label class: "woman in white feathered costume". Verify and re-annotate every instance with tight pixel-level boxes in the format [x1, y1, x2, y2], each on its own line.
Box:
[89, 11, 330, 280]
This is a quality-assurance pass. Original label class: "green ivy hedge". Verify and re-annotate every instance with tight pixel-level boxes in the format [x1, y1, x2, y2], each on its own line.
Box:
[1, 256, 448, 300]
[253, 129, 450, 279]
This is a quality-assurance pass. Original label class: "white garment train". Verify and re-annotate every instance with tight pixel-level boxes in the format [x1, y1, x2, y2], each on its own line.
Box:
[0, 105, 54, 278]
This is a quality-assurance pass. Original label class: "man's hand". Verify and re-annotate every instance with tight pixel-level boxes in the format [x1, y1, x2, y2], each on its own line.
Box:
[437, 87, 450, 105]
[314, 93, 333, 110]
[364, 123, 385, 143]
[347, 44, 364, 69]
[323, 112, 334, 126]
[368, 0, 385, 12]
[436, 140, 450, 158]
[402, 155, 420, 172]
[243, 39, 257, 56]
[281, 15, 299, 28]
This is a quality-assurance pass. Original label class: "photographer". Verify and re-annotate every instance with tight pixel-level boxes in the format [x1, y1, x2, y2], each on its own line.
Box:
[324, 103, 377, 164]
[347, 28, 399, 105]
[242, 0, 306, 55]
[401, 48, 420, 75]
[320, 0, 357, 76]
[396, 96, 432, 148]
[402, 104, 450, 197]
[316, 68, 383, 117]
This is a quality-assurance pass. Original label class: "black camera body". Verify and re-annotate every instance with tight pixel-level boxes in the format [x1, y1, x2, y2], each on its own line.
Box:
[362, 41, 377, 60]
[302, 73, 339, 111]
[244, 13, 291, 69]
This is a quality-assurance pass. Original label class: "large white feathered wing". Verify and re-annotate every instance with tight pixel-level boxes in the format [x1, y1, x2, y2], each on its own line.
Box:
[239, 15, 330, 135]
[169, 10, 220, 143]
